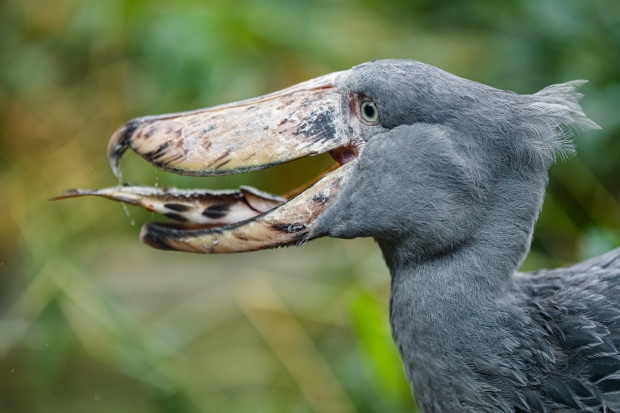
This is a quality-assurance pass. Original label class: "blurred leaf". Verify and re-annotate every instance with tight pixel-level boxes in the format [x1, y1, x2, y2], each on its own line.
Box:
[349, 290, 412, 408]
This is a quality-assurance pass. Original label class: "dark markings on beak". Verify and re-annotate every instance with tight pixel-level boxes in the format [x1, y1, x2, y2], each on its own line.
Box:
[271, 222, 306, 233]
[141, 224, 177, 250]
[146, 142, 171, 161]
[209, 151, 231, 168]
[136, 126, 157, 140]
[202, 125, 217, 134]
[202, 204, 230, 219]
[215, 159, 232, 169]
[292, 109, 336, 144]
[164, 212, 189, 222]
[312, 194, 330, 204]
[164, 203, 191, 212]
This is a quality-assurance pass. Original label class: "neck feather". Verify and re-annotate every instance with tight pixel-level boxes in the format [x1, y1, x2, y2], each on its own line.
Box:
[379, 169, 548, 295]
[379, 169, 549, 410]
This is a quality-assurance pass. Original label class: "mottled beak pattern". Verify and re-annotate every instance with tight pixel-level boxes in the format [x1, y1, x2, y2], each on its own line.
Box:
[56, 70, 363, 253]
[108, 71, 351, 178]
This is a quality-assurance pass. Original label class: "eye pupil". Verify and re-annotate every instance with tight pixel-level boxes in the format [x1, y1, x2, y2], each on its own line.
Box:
[364, 104, 375, 118]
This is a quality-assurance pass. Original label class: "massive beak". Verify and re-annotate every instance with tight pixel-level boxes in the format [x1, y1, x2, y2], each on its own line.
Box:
[108, 71, 354, 178]
[56, 69, 363, 253]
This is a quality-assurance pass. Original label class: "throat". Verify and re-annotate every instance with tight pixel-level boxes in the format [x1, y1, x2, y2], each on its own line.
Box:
[380, 233, 521, 309]
[377, 171, 548, 409]
[379, 169, 548, 304]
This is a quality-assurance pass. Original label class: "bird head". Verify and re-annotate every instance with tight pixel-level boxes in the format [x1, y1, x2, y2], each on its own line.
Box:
[56, 60, 599, 257]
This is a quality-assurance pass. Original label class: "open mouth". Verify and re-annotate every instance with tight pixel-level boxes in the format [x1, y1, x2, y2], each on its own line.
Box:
[55, 70, 366, 253]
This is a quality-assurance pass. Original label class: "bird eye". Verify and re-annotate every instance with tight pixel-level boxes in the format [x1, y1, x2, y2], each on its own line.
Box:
[359, 98, 380, 125]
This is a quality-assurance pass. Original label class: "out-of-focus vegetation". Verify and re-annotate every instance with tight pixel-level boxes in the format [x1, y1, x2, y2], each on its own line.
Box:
[0, 0, 618, 412]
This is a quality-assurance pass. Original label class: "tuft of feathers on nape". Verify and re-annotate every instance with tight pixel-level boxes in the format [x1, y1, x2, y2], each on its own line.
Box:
[528, 80, 601, 163]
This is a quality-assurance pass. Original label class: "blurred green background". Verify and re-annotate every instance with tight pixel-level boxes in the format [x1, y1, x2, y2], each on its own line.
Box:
[0, 0, 619, 412]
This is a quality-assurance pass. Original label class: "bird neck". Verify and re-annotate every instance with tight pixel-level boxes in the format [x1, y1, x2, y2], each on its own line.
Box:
[379, 169, 549, 410]
[379, 168, 549, 300]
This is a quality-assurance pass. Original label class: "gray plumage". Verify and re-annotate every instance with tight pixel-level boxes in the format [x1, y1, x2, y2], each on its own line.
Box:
[309, 60, 617, 412]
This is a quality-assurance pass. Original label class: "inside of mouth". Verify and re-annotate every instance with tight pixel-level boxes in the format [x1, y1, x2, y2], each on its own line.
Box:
[119, 151, 347, 228]
[329, 147, 359, 166]
[189, 146, 361, 226]
[59, 142, 361, 237]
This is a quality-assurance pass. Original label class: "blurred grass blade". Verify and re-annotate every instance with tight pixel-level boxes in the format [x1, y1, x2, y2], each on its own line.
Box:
[235, 273, 357, 413]
[349, 290, 411, 404]
[0, 263, 65, 360]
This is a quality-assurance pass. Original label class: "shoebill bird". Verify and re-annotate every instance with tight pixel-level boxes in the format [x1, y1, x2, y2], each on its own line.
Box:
[56, 60, 620, 412]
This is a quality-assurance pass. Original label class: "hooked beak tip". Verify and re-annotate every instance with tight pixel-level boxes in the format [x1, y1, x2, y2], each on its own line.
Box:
[107, 119, 141, 178]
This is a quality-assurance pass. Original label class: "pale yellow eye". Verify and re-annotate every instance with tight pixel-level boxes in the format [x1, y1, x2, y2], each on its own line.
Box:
[360, 99, 380, 124]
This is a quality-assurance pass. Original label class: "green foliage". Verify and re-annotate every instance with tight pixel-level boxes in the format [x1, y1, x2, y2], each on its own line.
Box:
[0, 0, 618, 412]
[349, 290, 412, 408]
